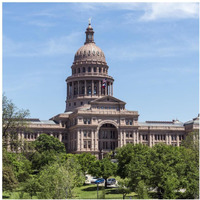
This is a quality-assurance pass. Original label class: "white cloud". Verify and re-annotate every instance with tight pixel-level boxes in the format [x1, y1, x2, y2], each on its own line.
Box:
[3, 32, 82, 57]
[140, 3, 199, 21]
[106, 35, 198, 62]
[28, 20, 55, 27]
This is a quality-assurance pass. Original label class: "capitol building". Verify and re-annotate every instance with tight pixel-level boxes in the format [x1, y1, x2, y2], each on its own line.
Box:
[21, 22, 199, 159]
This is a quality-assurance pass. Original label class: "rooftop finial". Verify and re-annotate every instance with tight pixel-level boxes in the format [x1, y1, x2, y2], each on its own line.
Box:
[88, 17, 92, 25]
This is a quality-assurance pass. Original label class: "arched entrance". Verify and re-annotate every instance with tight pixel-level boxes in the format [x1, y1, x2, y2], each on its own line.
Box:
[98, 123, 118, 159]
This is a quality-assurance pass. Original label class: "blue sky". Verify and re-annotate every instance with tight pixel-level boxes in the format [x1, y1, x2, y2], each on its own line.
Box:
[3, 2, 199, 122]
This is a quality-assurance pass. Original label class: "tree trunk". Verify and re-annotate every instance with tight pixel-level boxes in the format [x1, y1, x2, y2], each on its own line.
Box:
[105, 179, 107, 189]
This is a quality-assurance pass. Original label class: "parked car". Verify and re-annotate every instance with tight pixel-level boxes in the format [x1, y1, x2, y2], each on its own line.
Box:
[94, 178, 105, 184]
[107, 178, 116, 185]
[90, 177, 98, 184]
[85, 175, 90, 184]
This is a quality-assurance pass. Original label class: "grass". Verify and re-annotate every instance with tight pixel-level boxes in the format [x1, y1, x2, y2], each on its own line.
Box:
[74, 184, 137, 199]
[3, 184, 137, 199]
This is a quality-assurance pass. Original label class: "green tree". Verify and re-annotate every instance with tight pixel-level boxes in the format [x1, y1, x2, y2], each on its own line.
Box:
[33, 133, 65, 153]
[2, 94, 30, 151]
[37, 158, 84, 199]
[89, 157, 117, 188]
[77, 153, 97, 175]
[116, 144, 152, 189]
[117, 177, 132, 199]
[136, 180, 149, 199]
[3, 165, 18, 192]
[3, 149, 32, 184]
[21, 176, 41, 199]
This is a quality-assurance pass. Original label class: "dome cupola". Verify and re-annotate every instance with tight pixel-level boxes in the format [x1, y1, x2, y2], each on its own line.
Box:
[74, 21, 106, 65]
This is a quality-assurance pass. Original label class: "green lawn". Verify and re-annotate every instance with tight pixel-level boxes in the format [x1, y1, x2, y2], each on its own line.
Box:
[74, 184, 137, 199]
[3, 184, 137, 199]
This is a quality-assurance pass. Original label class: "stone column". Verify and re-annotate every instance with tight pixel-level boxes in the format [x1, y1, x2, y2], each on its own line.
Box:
[67, 83, 69, 99]
[123, 130, 126, 145]
[177, 134, 179, 146]
[169, 134, 172, 145]
[81, 130, 84, 150]
[92, 80, 94, 96]
[152, 134, 155, 146]
[140, 134, 143, 144]
[111, 83, 113, 96]
[149, 134, 152, 147]
[77, 81, 79, 96]
[77, 130, 80, 151]
[105, 82, 108, 95]
[91, 130, 94, 151]
[59, 133, 62, 142]
[133, 130, 136, 145]
[136, 130, 139, 144]
[99, 80, 101, 96]
[84, 80, 87, 96]
[95, 130, 98, 151]
[72, 81, 74, 98]
[166, 134, 169, 145]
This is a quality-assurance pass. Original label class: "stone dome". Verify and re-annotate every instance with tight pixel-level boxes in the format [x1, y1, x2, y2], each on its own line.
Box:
[74, 43, 106, 63]
[73, 22, 107, 65]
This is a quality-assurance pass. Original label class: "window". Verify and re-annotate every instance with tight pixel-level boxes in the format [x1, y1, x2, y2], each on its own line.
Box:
[82, 86, 85, 94]
[88, 141, 91, 148]
[88, 132, 91, 137]
[88, 67, 91, 72]
[74, 102, 76, 106]
[81, 102, 83, 105]
[84, 132, 87, 137]
[94, 86, 97, 95]
[130, 133, 133, 137]
[155, 135, 157, 140]
[99, 68, 101, 73]
[78, 68, 80, 73]
[84, 119, 87, 124]
[84, 141, 87, 148]
[83, 67, 85, 72]
[69, 103, 71, 106]
[87, 86, 91, 95]
[126, 133, 129, 137]
[94, 67, 97, 72]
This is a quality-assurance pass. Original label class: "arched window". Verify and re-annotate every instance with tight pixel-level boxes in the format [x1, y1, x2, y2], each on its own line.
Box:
[88, 67, 91, 72]
[87, 86, 91, 95]
[83, 67, 85, 73]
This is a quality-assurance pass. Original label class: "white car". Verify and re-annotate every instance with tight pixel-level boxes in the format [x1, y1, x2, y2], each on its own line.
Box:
[90, 177, 98, 184]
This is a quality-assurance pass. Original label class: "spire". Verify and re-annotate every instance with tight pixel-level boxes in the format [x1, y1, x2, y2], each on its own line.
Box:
[85, 18, 95, 44]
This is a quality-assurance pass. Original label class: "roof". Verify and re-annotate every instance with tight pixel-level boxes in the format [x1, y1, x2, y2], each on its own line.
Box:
[139, 120, 184, 127]
[27, 119, 57, 125]
[184, 114, 199, 125]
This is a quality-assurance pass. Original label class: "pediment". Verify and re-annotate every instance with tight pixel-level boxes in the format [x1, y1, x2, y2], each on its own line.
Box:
[91, 95, 126, 105]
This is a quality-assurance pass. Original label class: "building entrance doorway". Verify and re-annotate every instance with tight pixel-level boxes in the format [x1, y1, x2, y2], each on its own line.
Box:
[98, 123, 118, 159]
